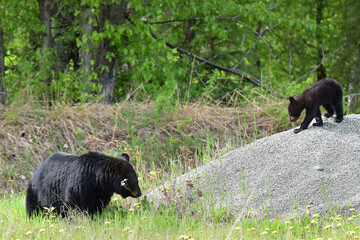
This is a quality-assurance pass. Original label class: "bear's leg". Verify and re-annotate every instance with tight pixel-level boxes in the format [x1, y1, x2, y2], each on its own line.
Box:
[295, 109, 316, 133]
[333, 99, 344, 123]
[313, 108, 323, 126]
[26, 184, 40, 217]
[323, 104, 334, 118]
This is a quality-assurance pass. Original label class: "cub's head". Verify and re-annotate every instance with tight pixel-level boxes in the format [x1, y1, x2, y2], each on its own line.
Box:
[288, 95, 304, 122]
[114, 153, 142, 199]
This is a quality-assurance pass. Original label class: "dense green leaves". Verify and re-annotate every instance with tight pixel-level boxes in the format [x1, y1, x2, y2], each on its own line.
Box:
[0, 0, 359, 110]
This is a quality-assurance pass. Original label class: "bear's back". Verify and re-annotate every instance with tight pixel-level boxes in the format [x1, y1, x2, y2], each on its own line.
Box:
[31, 152, 81, 187]
[35, 152, 78, 172]
[302, 78, 342, 104]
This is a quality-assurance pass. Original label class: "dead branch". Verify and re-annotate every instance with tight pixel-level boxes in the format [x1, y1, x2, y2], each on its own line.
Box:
[344, 93, 360, 98]
[145, 15, 276, 56]
[149, 28, 262, 87]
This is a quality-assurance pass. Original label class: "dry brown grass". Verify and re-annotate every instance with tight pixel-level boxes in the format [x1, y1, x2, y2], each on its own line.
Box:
[0, 97, 288, 194]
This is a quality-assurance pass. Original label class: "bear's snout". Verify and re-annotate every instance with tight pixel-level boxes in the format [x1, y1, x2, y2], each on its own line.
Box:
[289, 116, 298, 122]
[131, 190, 142, 198]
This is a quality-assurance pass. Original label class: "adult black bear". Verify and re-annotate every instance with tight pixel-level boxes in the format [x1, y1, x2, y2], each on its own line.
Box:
[26, 152, 142, 217]
[288, 77, 343, 133]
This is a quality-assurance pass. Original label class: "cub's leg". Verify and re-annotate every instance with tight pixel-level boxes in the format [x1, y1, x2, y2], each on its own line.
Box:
[323, 104, 334, 118]
[313, 108, 323, 126]
[333, 100, 344, 123]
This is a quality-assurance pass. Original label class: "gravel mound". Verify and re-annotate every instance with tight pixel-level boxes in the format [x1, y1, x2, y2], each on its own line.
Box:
[145, 114, 360, 218]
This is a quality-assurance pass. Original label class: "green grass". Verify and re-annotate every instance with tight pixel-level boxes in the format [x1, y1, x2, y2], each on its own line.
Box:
[1, 192, 360, 239]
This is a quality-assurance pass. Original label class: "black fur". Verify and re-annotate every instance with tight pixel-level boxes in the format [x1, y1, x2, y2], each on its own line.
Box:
[26, 152, 141, 217]
[288, 78, 344, 133]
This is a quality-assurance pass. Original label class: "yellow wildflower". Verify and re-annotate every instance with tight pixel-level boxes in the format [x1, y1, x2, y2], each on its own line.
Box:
[324, 225, 332, 229]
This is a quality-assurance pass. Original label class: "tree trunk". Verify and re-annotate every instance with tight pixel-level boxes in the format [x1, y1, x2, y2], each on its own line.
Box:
[79, 3, 92, 92]
[316, 0, 326, 81]
[255, 21, 262, 69]
[95, 0, 128, 104]
[37, 0, 52, 84]
[0, 18, 6, 105]
[347, 44, 359, 113]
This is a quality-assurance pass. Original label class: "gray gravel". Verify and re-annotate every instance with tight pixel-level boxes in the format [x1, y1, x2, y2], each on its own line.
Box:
[145, 114, 360, 218]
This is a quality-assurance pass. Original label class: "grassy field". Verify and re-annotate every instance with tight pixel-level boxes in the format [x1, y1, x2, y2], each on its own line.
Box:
[1, 99, 359, 239]
[1, 185, 360, 239]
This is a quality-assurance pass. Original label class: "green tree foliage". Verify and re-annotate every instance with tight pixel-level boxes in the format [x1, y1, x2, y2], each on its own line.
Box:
[0, 0, 359, 109]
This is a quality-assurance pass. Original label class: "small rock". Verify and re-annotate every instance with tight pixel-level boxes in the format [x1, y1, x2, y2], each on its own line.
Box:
[313, 166, 324, 171]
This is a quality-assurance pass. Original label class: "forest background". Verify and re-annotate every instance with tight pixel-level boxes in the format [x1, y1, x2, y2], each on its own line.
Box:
[0, 0, 359, 108]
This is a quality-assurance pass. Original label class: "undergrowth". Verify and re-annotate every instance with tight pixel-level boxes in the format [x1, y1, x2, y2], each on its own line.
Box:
[0, 96, 287, 194]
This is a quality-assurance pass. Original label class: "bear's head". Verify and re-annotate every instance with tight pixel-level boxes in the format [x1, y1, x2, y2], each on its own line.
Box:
[288, 95, 304, 122]
[114, 153, 142, 199]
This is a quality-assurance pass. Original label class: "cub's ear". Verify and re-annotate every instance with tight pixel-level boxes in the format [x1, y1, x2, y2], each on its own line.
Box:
[121, 153, 130, 162]
[289, 95, 297, 104]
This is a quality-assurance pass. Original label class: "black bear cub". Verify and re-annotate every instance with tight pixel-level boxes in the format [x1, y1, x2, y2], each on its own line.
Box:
[288, 77, 343, 133]
[26, 152, 142, 217]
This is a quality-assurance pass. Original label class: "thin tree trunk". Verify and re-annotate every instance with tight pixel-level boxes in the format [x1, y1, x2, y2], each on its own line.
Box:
[0, 18, 6, 105]
[37, 0, 52, 84]
[255, 21, 262, 69]
[79, 3, 92, 92]
[316, 0, 326, 81]
[347, 44, 359, 113]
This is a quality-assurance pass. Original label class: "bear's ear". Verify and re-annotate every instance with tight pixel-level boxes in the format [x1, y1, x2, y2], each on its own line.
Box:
[121, 153, 130, 162]
[289, 95, 297, 104]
